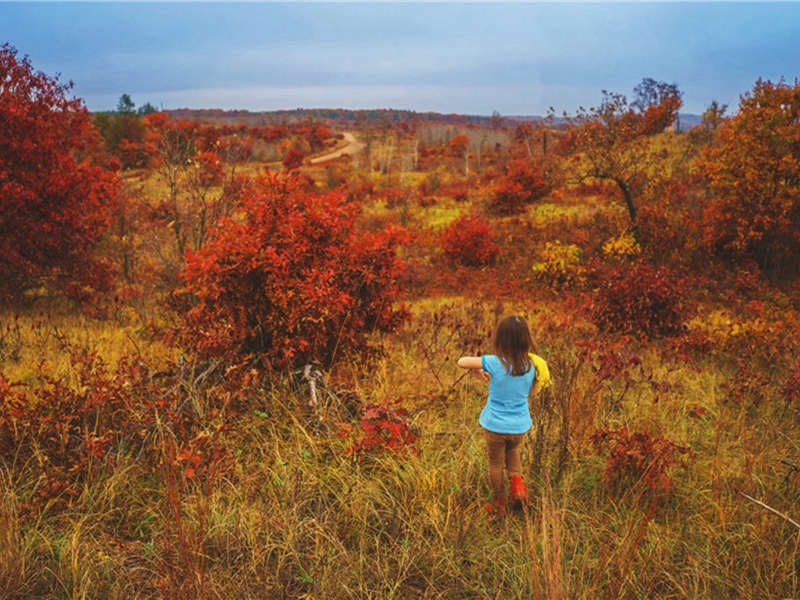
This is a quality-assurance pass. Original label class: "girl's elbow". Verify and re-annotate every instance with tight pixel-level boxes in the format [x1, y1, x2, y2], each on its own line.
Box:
[457, 357, 473, 369]
[457, 356, 481, 369]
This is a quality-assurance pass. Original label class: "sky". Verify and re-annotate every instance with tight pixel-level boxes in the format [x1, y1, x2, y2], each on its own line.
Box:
[2, 2, 800, 117]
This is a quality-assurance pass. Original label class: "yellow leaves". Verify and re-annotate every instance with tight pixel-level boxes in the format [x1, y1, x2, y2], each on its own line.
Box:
[532, 239, 585, 285]
[689, 307, 772, 344]
[602, 230, 641, 259]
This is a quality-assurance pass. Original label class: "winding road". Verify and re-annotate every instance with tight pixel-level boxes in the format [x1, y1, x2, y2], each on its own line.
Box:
[309, 132, 365, 164]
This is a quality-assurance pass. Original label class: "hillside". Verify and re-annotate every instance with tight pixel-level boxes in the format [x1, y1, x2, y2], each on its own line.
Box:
[2, 69, 799, 598]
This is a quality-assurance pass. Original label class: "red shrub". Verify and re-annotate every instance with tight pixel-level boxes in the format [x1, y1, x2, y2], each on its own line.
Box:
[489, 158, 550, 215]
[282, 147, 305, 171]
[592, 426, 693, 494]
[591, 261, 688, 338]
[0, 342, 212, 515]
[194, 151, 224, 187]
[667, 328, 716, 364]
[440, 213, 499, 267]
[577, 339, 643, 384]
[0, 44, 119, 302]
[341, 400, 417, 462]
[438, 182, 468, 203]
[376, 186, 407, 209]
[345, 178, 376, 203]
[575, 179, 621, 200]
[783, 365, 800, 406]
[171, 173, 409, 372]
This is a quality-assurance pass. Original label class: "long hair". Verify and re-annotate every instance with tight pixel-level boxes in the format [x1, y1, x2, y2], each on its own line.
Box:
[494, 315, 534, 376]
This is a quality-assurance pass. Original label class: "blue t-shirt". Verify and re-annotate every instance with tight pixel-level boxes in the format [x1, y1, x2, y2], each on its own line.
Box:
[479, 355, 536, 434]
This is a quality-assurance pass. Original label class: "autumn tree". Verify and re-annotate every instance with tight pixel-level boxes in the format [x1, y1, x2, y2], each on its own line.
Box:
[685, 100, 729, 150]
[282, 146, 306, 171]
[701, 100, 728, 132]
[449, 133, 470, 177]
[0, 44, 119, 303]
[92, 94, 148, 169]
[700, 79, 800, 276]
[564, 78, 682, 224]
[489, 158, 550, 215]
[143, 113, 245, 263]
[171, 173, 408, 372]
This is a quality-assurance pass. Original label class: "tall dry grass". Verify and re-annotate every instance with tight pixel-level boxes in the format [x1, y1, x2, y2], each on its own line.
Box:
[1, 293, 799, 598]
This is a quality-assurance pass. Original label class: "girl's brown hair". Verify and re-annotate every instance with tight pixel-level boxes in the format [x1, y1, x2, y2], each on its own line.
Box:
[494, 315, 533, 376]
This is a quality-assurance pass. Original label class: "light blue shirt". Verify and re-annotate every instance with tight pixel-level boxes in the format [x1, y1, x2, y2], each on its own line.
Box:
[479, 355, 536, 434]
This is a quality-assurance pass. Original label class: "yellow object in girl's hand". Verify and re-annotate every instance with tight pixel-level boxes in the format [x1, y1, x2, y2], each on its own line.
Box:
[529, 353, 551, 389]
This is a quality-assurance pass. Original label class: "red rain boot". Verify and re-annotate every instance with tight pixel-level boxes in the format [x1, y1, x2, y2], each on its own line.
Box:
[509, 475, 528, 509]
[483, 495, 507, 516]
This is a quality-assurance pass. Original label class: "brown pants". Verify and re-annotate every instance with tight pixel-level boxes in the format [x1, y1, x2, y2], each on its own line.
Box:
[483, 428, 526, 499]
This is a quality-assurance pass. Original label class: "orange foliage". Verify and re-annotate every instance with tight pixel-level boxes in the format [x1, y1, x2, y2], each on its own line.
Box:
[171, 173, 409, 372]
[700, 79, 800, 275]
[0, 44, 119, 303]
[440, 213, 499, 267]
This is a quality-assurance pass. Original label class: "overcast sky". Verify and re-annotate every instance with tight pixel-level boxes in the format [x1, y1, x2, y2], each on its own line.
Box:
[2, 2, 800, 116]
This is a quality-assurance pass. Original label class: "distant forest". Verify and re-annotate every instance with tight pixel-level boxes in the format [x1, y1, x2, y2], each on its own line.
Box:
[163, 106, 703, 131]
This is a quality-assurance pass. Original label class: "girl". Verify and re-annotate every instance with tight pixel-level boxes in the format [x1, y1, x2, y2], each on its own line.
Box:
[457, 315, 547, 515]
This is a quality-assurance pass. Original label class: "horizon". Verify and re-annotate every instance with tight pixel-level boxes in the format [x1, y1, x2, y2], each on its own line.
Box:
[2, 2, 800, 116]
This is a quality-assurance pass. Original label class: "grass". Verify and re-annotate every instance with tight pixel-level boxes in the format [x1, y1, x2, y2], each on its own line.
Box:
[1, 150, 799, 598]
[3, 294, 798, 598]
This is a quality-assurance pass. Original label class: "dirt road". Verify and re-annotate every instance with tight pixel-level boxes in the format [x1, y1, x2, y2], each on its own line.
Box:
[310, 132, 364, 164]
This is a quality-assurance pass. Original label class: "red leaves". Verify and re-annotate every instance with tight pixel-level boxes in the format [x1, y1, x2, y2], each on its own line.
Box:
[0, 44, 119, 303]
[282, 147, 306, 171]
[699, 79, 800, 275]
[578, 339, 642, 384]
[194, 151, 224, 186]
[341, 400, 417, 462]
[592, 426, 693, 495]
[489, 158, 550, 215]
[591, 261, 688, 338]
[448, 133, 470, 157]
[171, 172, 409, 372]
[0, 339, 237, 517]
[0, 345, 151, 513]
[440, 213, 499, 267]
[783, 365, 800, 407]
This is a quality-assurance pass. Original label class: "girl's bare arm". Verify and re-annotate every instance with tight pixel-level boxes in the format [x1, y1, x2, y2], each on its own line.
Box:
[457, 356, 483, 370]
[458, 356, 490, 382]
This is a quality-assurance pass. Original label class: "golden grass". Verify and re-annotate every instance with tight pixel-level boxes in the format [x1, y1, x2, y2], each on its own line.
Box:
[3, 294, 797, 598]
[2, 155, 799, 598]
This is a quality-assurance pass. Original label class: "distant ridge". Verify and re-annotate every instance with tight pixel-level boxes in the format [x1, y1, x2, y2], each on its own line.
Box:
[164, 107, 500, 127]
[163, 107, 703, 130]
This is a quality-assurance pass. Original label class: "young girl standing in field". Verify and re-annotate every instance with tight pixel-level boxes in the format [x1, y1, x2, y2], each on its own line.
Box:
[457, 315, 548, 515]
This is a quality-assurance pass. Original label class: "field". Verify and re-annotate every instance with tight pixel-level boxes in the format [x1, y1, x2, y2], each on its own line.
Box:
[2, 94, 800, 599]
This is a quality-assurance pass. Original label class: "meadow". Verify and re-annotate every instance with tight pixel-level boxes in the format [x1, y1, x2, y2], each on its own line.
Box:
[1, 76, 800, 598]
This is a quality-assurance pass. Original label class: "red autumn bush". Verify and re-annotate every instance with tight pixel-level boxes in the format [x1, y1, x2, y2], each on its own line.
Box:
[783, 364, 800, 407]
[577, 339, 643, 385]
[171, 173, 409, 372]
[489, 158, 550, 215]
[591, 261, 688, 338]
[700, 79, 800, 276]
[282, 146, 306, 171]
[0, 340, 236, 517]
[592, 426, 693, 494]
[440, 213, 499, 267]
[0, 343, 162, 513]
[341, 400, 417, 462]
[194, 151, 224, 187]
[0, 44, 119, 303]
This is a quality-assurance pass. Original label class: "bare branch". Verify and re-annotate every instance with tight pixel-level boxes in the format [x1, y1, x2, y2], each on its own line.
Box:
[739, 491, 800, 530]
